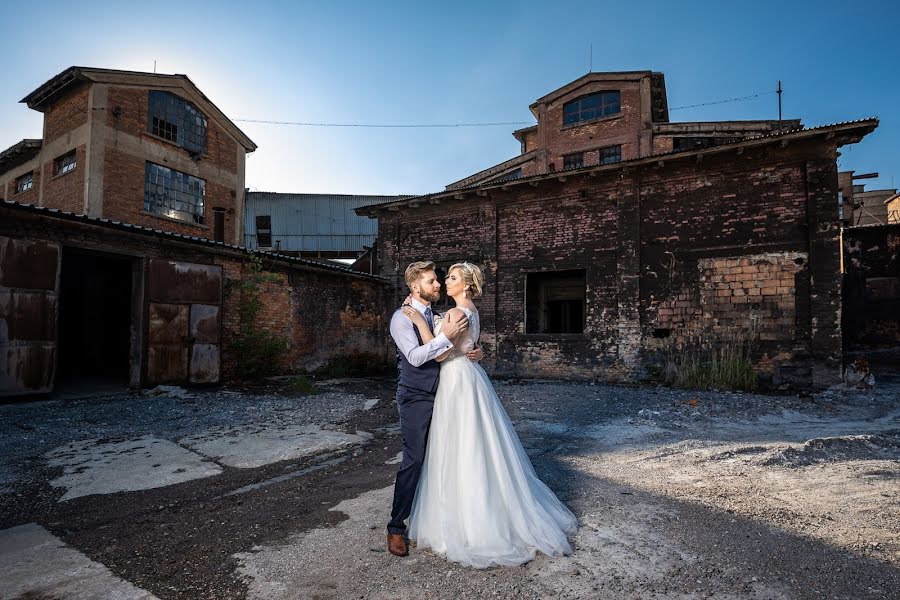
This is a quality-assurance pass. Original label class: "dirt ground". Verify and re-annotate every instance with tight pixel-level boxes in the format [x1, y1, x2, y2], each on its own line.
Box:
[0, 374, 898, 599]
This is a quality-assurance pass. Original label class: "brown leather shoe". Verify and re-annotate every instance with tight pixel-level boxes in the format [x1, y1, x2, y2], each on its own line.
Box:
[387, 533, 408, 557]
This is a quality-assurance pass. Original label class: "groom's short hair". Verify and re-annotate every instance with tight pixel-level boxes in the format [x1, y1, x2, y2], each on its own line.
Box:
[405, 261, 436, 289]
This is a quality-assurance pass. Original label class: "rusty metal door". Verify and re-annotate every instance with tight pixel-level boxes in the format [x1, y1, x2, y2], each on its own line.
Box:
[147, 259, 222, 385]
[0, 237, 61, 397]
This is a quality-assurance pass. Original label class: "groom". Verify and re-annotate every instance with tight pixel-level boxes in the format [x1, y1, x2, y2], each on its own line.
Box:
[386, 261, 482, 556]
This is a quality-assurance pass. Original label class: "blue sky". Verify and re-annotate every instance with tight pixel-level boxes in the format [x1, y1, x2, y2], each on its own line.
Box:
[1, 0, 897, 195]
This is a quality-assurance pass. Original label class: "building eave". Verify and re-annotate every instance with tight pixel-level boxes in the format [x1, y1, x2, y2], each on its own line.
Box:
[356, 118, 879, 218]
[0, 139, 42, 177]
[1, 200, 387, 282]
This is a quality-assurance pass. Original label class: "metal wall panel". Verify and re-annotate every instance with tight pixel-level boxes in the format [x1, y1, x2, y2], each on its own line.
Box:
[243, 193, 405, 252]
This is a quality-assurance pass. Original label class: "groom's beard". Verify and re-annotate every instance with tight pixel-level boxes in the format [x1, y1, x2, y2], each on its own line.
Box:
[420, 289, 440, 304]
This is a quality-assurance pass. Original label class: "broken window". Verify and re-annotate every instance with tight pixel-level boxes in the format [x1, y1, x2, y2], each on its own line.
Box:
[54, 150, 76, 176]
[599, 145, 621, 165]
[563, 152, 584, 170]
[256, 215, 272, 248]
[15, 171, 34, 193]
[672, 137, 719, 152]
[526, 270, 586, 334]
[144, 162, 206, 224]
[147, 91, 208, 156]
[563, 91, 620, 126]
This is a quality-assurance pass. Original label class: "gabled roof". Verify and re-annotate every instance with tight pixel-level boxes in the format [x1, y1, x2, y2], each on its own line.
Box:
[21, 66, 257, 152]
[357, 118, 878, 216]
[0, 139, 42, 176]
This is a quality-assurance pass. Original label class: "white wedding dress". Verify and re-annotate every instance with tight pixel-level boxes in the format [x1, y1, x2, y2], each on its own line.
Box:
[408, 307, 577, 568]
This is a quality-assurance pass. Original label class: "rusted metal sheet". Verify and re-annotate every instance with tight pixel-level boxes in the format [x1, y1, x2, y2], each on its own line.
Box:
[145, 261, 222, 386]
[148, 260, 222, 304]
[190, 305, 220, 344]
[0, 345, 56, 393]
[147, 345, 188, 383]
[0, 290, 58, 343]
[0, 237, 60, 291]
[190, 344, 220, 383]
[148, 303, 188, 344]
[0, 236, 60, 397]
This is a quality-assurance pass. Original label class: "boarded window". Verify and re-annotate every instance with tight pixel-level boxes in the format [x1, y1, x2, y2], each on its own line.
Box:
[526, 270, 586, 334]
[256, 215, 272, 248]
[54, 150, 77, 176]
[599, 145, 621, 164]
[144, 162, 206, 224]
[148, 91, 208, 155]
[563, 91, 620, 126]
[563, 152, 584, 170]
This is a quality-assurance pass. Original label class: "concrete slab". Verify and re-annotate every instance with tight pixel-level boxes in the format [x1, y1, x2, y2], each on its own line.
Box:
[45, 435, 223, 501]
[0, 523, 159, 599]
[180, 424, 373, 469]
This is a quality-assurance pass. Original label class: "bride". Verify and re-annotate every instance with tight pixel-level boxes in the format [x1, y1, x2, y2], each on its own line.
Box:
[401, 262, 577, 568]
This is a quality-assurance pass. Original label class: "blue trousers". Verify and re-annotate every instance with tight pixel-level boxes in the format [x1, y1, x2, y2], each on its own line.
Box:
[387, 384, 435, 534]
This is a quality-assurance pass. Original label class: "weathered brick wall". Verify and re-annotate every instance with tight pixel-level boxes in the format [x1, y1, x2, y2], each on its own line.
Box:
[376, 138, 844, 388]
[101, 145, 238, 242]
[41, 144, 86, 214]
[1, 205, 391, 387]
[2, 164, 41, 205]
[102, 86, 242, 243]
[44, 85, 89, 142]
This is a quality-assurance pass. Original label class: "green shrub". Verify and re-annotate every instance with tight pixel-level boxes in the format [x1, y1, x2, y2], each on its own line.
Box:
[287, 375, 319, 395]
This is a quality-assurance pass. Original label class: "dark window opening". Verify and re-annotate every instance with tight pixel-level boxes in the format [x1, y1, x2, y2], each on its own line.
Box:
[672, 137, 721, 152]
[54, 150, 77, 176]
[652, 328, 671, 338]
[563, 152, 584, 170]
[15, 171, 33, 193]
[563, 91, 621, 126]
[144, 162, 206, 224]
[599, 145, 622, 164]
[148, 90, 208, 155]
[256, 215, 272, 247]
[526, 270, 586, 334]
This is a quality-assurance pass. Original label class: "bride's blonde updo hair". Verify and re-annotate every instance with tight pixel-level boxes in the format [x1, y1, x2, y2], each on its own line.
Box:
[449, 262, 484, 299]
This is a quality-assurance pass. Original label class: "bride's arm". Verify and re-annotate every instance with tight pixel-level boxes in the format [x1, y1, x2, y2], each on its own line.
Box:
[401, 306, 454, 361]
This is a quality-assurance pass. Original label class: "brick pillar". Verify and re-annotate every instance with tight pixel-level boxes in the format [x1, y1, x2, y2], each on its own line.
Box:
[805, 157, 843, 388]
[615, 173, 642, 379]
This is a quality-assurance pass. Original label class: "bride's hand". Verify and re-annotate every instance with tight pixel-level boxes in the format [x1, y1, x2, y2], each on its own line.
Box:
[401, 305, 426, 327]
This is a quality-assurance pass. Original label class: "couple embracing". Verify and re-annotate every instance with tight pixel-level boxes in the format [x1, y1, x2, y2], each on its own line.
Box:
[386, 261, 577, 568]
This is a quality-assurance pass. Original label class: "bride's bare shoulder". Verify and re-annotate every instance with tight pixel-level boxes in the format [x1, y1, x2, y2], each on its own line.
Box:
[445, 307, 466, 320]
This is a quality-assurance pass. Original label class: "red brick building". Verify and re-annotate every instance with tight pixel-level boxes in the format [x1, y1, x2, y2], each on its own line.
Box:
[447, 71, 800, 190]
[0, 67, 256, 245]
[361, 75, 877, 388]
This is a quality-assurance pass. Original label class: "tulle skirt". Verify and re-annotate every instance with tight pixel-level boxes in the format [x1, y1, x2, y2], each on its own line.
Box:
[408, 356, 577, 568]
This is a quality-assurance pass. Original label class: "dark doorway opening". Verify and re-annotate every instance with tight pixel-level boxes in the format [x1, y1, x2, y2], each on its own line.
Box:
[56, 248, 134, 394]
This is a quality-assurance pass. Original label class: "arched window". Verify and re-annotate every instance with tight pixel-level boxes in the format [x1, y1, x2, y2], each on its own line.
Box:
[563, 91, 620, 126]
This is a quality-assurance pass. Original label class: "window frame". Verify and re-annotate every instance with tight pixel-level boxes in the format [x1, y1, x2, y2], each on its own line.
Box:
[562, 152, 584, 170]
[255, 215, 272, 248]
[562, 91, 621, 126]
[147, 90, 208, 156]
[599, 145, 622, 165]
[15, 171, 34, 194]
[53, 150, 77, 176]
[143, 161, 207, 225]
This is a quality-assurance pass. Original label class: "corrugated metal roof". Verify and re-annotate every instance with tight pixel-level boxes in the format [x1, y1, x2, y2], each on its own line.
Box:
[244, 192, 410, 252]
[1, 200, 388, 282]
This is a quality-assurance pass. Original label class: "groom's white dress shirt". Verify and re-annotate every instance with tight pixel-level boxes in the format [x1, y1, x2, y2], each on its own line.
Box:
[390, 298, 453, 367]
